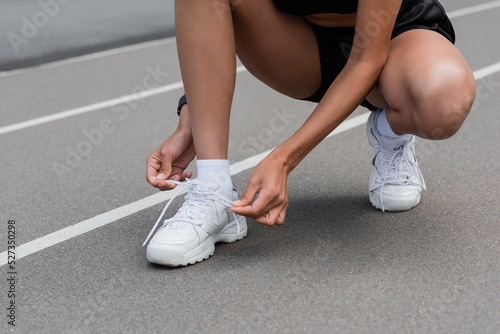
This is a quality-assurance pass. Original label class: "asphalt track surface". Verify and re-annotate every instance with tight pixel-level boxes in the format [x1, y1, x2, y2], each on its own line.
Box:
[1, 1, 500, 333]
[0, 0, 176, 71]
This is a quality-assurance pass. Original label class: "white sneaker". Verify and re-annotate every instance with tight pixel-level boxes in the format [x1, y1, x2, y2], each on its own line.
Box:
[143, 179, 247, 266]
[367, 111, 426, 211]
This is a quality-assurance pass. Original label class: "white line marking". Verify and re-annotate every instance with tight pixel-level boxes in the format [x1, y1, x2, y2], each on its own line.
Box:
[1, 1, 499, 135]
[1, 190, 182, 266]
[325, 112, 371, 138]
[0, 0, 497, 78]
[0, 37, 177, 78]
[0, 112, 370, 266]
[0, 65, 247, 135]
[4, 57, 499, 136]
[0, 81, 180, 135]
[447, 0, 500, 19]
[1, 60, 499, 267]
[473, 61, 500, 80]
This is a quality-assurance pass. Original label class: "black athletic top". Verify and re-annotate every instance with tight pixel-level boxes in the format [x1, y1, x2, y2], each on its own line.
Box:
[273, 0, 359, 15]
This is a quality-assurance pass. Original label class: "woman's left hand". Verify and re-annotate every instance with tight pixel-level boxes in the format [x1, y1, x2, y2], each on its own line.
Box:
[230, 154, 290, 226]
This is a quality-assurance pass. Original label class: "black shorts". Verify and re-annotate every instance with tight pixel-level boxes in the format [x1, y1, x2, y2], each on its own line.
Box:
[303, 0, 456, 110]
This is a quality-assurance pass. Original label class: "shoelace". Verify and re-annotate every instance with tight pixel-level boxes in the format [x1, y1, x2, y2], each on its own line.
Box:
[143, 179, 240, 246]
[375, 141, 426, 212]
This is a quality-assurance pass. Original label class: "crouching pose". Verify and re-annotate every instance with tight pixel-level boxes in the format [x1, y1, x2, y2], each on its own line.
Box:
[144, 0, 475, 266]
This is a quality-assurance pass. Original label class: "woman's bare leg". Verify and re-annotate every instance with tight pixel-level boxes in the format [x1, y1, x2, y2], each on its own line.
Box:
[366, 30, 476, 139]
[175, 0, 236, 159]
[175, 0, 321, 160]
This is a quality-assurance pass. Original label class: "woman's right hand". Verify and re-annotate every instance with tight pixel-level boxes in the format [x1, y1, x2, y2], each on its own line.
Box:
[146, 105, 196, 191]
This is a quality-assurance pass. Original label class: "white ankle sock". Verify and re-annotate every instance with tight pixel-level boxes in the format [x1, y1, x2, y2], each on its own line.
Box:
[376, 109, 401, 138]
[196, 159, 233, 193]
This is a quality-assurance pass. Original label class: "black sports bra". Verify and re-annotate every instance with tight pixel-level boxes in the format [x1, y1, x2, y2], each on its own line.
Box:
[273, 0, 358, 15]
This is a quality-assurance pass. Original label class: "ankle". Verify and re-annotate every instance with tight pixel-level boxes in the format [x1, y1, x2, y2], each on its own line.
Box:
[375, 109, 402, 139]
[196, 159, 233, 193]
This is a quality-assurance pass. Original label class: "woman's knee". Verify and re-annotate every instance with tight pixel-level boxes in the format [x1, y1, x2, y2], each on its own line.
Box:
[410, 61, 476, 140]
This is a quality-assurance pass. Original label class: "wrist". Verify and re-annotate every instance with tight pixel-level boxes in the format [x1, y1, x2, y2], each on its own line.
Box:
[177, 105, 191, 133]
[268, 145, 296, 174]
[271, 132, 315, 173]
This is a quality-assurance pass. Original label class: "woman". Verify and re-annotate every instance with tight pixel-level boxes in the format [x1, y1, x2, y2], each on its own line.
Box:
[144, 0, 476, 266]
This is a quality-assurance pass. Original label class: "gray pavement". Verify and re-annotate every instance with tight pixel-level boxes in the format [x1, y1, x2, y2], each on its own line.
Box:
[1, 0, 500, 333]
[0, 0, 175, 71]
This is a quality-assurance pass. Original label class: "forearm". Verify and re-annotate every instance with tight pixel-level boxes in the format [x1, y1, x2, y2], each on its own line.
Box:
[274, 60, 384, 171]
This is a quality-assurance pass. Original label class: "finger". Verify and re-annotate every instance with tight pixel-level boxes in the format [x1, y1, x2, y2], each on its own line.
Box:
[275, 202, 288, 225]
[158, 173, 186, 191]
[231, 179, 260, 207]
[253, 213, 276, 226]
[146, 164, 159, 185]
[159, 171, 191, 188]
[254, 204, 285, 226]
[234, 194, 287, 225]
[155, 171, 193, 191]
[170, 166, 192, 181]
[180, 171, 193, 180]
[230, 206, 256, 218]
[157, 182, 178, 191]
[146, 153, 161, 184]
[278, 199, 288, 223]
[147, 166, 178, 191]
[156, 153, 173, 181]
[231, 194, 272, 219]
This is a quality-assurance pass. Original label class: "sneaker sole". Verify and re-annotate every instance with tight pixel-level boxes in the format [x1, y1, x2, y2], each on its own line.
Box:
[369, 191, 421, 212]
[146, 216, 247, 267]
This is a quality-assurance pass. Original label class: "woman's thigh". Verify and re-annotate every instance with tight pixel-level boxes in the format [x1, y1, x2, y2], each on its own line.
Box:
[366, 29, 475, 138]
[231, 0, 321, 99]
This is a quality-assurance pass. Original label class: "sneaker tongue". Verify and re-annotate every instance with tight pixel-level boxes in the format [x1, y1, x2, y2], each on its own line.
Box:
[378, 134, 412, 151]
[192, 179, 219, 192]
